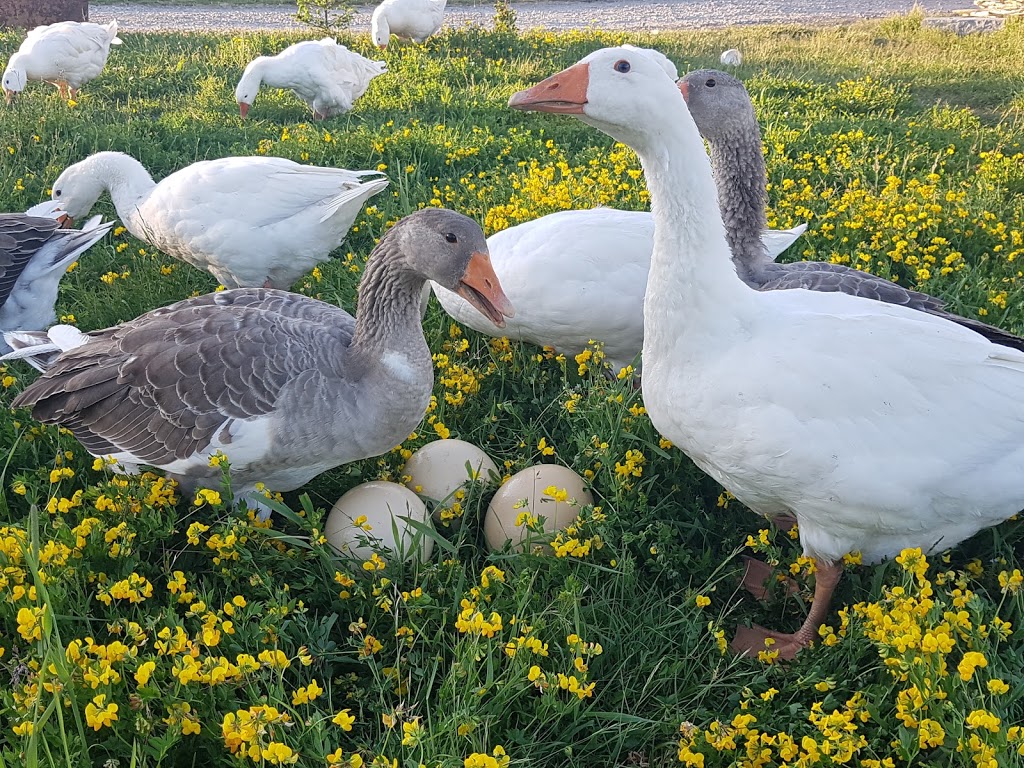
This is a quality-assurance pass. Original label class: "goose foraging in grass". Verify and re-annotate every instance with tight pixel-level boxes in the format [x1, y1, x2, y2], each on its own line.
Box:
[48, 151, 388, 289]
[510, 48, 1024, 658]
[679, 68, 1024, 352]
[235, 38, 386, 120]
[371, 0, 447, 48]
[3, 20, 121, 104]
[0, 213, 113, 354]
[3, 209, 513, 519]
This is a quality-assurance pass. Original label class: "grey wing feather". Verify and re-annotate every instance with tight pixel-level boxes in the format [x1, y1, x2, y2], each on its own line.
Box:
[12, 288, 356, 464]
[0, 215, 62, 309]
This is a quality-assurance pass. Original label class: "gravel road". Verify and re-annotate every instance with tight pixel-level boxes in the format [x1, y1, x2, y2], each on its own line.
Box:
[91, 0, 974, 33]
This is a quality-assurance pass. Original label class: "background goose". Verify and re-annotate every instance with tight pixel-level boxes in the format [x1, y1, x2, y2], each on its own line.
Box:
[4, 209, 513, 518]
[428, 208, 805, 373]
[680, 68, 1024, 351]
[0, 213, 113, 354]
[235, 38, 387, 120]
[371, 0, 447, 48]
[47, 151, 388, 289]
[2, 20, 121, 103]
[511, 48, 1024, 659]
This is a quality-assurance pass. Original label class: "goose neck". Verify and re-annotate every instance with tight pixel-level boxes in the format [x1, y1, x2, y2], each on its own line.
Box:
[352, 246, 429, 358]
[708, 133, 769, 283]
[89, 153, 156, 229]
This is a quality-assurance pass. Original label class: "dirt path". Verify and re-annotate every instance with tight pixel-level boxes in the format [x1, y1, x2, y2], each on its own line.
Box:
[91, 0, 973, 33]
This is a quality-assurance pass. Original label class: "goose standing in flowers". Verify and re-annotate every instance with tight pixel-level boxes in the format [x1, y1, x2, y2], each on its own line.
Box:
[47, 151, 389, 289]
[510, 47, 1024, 658]
[371, 0, 447, 48]
[0, 213, 113, 354]
[679, 68, 1024, 351]
[235, 38, 387, 120]
[3, 20, 121, 104]
[3, 209, 514, 519]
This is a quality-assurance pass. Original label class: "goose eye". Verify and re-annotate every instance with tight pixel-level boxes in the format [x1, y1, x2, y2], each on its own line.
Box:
[613, 60, 631, 73]
[445, 232, 458, 243]
[705, 78, 717, 87]
[54, 189, 62, 197]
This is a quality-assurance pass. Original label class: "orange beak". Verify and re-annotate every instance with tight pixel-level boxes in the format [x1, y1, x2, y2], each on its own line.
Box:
[56, 213, 73, 228]
[239, 102, 250, 119]
[508, 62, 589, 114]
[4, 88, 15, 105]
[456, 250, 515, 328]
[677, 79, 689, 102]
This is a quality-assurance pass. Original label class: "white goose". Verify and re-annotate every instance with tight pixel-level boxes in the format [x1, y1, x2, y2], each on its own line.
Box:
[48, 151, 388, 289]
[371, 0, 446, 48]
[510, 48, 1024, 657]
[0, 212, 113, 354]
[235, 38, 386, 120]
[3, 20, 121, 103]
[4, 209, 514, 519]
[429, 209, 805, 372]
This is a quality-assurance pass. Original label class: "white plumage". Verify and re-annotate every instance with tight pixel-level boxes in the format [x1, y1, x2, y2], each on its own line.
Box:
[720, 48, 742, 67]
[47, 151, 388, 289]
[235, 38, 386, 120]
[371, 0, 447, 48]
[2, 20, 121, 102]
[429, 208, 806, 372]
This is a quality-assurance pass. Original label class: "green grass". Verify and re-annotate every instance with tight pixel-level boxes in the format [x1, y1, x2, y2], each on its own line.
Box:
[1, 17, 1024, 768]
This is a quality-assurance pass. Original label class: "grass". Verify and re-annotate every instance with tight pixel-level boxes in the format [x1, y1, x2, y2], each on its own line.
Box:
[1, 15, 1024, 768]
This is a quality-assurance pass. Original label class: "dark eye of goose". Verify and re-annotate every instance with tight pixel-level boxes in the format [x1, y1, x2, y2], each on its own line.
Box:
[445, 232, 458, 243]
[54, 189, 62, 197]
[705, 78, 717, 88]
[613, 60, 631, 73]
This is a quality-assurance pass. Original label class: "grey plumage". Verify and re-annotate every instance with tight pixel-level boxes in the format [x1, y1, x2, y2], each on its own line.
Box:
[6, 209, 505, 511]
[0, 213, 114, 354]
[681, 68, 1024, 352]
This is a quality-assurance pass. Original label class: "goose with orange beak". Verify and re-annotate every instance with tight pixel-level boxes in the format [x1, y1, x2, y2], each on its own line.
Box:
[510, 47, 1024, 660]
[4, 208, 514, 522]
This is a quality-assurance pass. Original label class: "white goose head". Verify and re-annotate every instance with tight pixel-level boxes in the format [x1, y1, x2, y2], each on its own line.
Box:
[508, 46, 691, 156]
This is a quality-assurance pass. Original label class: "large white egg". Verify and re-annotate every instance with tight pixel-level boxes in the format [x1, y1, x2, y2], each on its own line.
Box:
[403, 439, 499, 526]
[484, 464, 594, 552]
[325, 481, 434, 563]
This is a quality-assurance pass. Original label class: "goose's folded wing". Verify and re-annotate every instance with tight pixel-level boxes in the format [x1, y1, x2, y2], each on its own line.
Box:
[0, 215, 61, 309]
[759, 263, 947, 312]
[12, 289, 355, 465]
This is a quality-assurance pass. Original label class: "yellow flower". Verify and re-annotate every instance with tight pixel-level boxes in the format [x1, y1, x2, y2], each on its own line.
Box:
[694, 595, 711, 608]
[918, 719, 945, 749]
[333, 709, 355, 731]
[958, 651, 988, 681]
[135, 660, 156, 686]
[402, 718, 422, 746]
[85, 694, 118, 731]
[292, 679, 323, 705]
[193, 488, 222, 506]
[262, 742, 298, 764]
[537, 437, 554, 456]
[987, 679, 1010, 695]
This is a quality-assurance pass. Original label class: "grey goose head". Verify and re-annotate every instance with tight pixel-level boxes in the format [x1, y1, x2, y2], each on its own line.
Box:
[384, 208, 514, 327]
[677, 69, 758, 144]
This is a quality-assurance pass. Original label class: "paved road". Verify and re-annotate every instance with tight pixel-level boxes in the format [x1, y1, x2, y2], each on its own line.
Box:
[91, 0, 974, 33]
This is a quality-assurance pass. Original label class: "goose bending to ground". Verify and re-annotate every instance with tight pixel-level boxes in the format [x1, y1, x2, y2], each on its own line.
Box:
[3, 20, 121, 103]
[429, 209, 806, 373]
[3, 209, 514, 519]
[47, 151, 388, 289]
[510, 48, 1024, 658]
[236, 38, 386, 120]
[371, 0, 446, 48]
[679, 68, 1024, 352]
[0, 213, 113, 354]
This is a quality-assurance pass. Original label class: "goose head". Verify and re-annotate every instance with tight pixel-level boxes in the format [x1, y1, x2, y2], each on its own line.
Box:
[50, 159, 108, 225]
[371, 10, 391, 48]
[508, 46, 687, 154]
[677, 69, 757, 143]
[2, 61, 26, 104]
[235, 59, 265, 118]
[391, 209, 514, 327]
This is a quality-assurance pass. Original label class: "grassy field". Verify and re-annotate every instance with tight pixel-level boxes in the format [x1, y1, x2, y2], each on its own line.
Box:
[2, 15, 1024, 768]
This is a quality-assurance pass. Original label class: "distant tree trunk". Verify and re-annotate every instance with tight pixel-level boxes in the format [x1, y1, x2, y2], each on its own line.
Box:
[0, 0, 88, 29]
